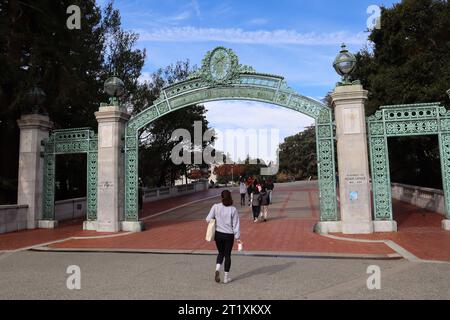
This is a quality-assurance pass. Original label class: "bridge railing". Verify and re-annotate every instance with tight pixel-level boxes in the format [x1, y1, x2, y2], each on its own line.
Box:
[391, 182, 446, 215]
[143, 180, 209, 203]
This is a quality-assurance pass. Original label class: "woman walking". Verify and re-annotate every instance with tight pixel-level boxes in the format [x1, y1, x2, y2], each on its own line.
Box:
[250, 185, 262, 222]
[266, 178, 275, 204]
[239, 179, 247, 206]
[206, 190, 241, 284]
[260, 187, 270, 222]
[246, 177, 254, 206]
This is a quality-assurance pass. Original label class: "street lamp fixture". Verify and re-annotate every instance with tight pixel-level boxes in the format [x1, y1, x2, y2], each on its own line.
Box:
[333, 43, 359, 86]
[25, 85, 46, 114]
[104, 76, 125, 106]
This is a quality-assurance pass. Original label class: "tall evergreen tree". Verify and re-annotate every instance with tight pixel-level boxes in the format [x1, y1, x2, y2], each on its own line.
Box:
[353, 0, 450, 189]
[0, 0, 146, 203]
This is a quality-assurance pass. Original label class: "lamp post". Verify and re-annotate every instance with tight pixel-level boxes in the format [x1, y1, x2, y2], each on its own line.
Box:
[333, 43, 358, 86]
[25, 86, 46, 114]
[103, 76, 125, 107]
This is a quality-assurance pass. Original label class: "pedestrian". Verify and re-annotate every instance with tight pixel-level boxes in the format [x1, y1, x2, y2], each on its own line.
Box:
[246, 178, 253, 206]
[250, 185, 262, 222]
[239, 179, 247, 206]
[206, 190, 241, 284]
[266, 178, 275, 204]
[260, 187, 270, 222]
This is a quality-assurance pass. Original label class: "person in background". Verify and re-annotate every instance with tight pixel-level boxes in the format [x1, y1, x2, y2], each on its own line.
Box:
[206, 190, 241, 284]
[250, 185, 262, 223]
[260, 187, 270, 222]
[246, 177, 254, 206]
[266, 178, 275, 204]
[239, 178, 247, 206]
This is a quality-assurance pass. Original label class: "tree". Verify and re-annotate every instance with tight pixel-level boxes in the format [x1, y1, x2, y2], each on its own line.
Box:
[279, 126, 317, 180]
[137, 61, 213, 187]
[354, 0, 450, 116]
[213, 164, 244, 184]
[0, 0, 146, 203]
[353, 0, 450, 189]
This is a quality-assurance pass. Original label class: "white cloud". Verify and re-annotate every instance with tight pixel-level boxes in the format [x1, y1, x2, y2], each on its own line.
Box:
[204, 100, 314, 162]
[137, 27, 367, 45]
[205, 100, 314, 130]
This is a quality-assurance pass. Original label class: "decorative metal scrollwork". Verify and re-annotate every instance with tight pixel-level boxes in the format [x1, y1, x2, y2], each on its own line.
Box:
[368, 102, 450, 220]
[41, 128, 98, 221]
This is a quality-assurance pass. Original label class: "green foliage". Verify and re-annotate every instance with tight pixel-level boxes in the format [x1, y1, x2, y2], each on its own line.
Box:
[354, 0, 450, 115]
[0, 0, 145, 203]
[353, 0, 450, 189]
[279, 126, 317, 180]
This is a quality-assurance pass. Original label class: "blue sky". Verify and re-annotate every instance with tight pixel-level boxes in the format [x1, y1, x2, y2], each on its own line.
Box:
[97, 0, 399, 162]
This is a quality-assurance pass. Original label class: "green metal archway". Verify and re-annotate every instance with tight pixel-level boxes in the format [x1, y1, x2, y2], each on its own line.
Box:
[368, 102, 450, 221]
[124, 47, 338, 222]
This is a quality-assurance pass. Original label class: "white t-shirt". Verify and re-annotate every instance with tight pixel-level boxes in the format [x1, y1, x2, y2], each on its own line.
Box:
[206, 203, 240, 239]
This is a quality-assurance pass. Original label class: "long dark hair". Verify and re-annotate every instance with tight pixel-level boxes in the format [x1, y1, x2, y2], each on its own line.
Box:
[221, 190, 233, 207]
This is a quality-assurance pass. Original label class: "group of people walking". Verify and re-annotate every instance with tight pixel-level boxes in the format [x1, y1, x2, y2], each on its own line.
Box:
[205, 178, 275, 284]
[239, 177, 275, 223]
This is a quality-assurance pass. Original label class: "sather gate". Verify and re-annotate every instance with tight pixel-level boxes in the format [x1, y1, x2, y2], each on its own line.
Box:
[25, 45, 449, 233]
[123, 47, 338, 223]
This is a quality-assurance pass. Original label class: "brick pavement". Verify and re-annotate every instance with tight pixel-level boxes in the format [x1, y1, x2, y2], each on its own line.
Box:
[1, 182, 449, 261]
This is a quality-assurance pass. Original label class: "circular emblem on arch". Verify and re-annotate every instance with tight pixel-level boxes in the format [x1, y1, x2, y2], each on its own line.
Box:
[204, 47, 239, 85]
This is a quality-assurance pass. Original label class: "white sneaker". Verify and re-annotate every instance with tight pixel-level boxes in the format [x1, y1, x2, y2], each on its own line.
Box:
[224, 275, 232, 284]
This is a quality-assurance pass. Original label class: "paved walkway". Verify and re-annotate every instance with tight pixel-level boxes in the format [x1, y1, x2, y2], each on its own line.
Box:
[2, 251, 449, 300]
[1, 182, 449, 262]
[43, 182, 396, 257]
[332, 200, 450, 261]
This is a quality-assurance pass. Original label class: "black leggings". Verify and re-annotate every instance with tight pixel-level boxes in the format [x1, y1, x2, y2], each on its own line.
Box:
[252, 206, 261, 219]
[215, 231, 234, 272]
[240, 193, 246, 205]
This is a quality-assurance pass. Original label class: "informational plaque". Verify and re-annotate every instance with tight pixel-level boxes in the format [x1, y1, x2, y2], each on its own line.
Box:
[100, 126, 113, 148]
[343, 108, 361, 134]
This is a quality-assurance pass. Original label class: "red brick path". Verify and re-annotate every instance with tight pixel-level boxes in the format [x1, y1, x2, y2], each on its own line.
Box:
[2, 182, 449, 262]
[333, 200, 450, 261]
[48, 183, 396, 256]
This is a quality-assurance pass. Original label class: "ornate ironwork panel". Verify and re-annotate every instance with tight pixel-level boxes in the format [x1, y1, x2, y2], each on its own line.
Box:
[124, 47, 338, 222]
[42, 128, 98, 221]
[367, 102, 450, 220]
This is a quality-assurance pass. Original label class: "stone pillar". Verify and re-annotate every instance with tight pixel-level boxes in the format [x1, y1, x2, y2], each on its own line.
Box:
[95, 105, 128, 232]
[443, 220, 450, 231]
[17, 114, 53, 229]
[95, 105, 139, 232]
[332, 84, 375, 234]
